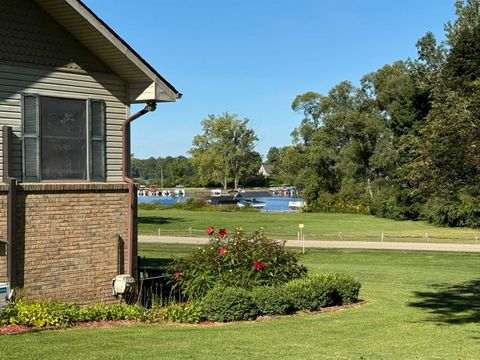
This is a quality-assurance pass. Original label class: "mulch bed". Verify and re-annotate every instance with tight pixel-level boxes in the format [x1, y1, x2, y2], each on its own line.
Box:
[0, 300, 369, 335]
[0, 320, 137, 335]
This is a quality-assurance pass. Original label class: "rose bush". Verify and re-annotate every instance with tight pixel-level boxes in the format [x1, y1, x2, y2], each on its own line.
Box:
[169, 227, 307, 300]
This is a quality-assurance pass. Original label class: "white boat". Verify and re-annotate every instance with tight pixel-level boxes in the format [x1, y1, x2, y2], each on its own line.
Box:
[211, 189, 222, 197]
[288, 200, 305, 210]
[237, 198, 266, 209]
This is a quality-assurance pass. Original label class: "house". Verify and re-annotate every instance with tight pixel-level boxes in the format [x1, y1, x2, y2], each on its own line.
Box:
[0, 0, 180, 304]
[258, 164, 274, 177]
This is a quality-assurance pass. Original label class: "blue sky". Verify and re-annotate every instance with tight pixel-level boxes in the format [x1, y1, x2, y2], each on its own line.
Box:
[83, 0, 456, 159]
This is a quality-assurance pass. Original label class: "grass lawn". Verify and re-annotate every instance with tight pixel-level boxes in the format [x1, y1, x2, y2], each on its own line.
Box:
[139, 209, 480, 243]
[1, 244, 479, 359]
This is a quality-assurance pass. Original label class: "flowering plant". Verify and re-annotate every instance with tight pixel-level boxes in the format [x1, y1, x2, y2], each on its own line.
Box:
[170, 227, 307, 300]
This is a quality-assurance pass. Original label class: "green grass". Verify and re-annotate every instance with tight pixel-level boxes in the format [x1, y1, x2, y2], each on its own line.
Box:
[1, 245, 480, 359]
[139, 209, 480, 243]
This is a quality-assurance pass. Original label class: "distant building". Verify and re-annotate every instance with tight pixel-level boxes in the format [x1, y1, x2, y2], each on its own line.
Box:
[259, 164, 274, 177]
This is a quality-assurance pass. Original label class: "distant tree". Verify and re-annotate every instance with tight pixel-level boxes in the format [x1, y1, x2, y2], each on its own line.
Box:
[266, 146, 281, 165]
[189, 113, 259, 190]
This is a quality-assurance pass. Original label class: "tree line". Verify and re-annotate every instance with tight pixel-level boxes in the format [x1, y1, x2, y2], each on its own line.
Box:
[269, 0, 480, 227]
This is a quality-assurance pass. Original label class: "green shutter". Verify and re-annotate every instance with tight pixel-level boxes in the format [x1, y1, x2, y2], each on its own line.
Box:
[22, 94, 40, 182]
[89, 99, 106, 181]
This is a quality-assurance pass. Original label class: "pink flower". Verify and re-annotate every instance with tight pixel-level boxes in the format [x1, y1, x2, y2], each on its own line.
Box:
[254, 260, 264, 271]
[174, 272, 182, 279]
[219, 247, 227, 255]
[207, 226, 215, 236]
[218, 228, 227, 237]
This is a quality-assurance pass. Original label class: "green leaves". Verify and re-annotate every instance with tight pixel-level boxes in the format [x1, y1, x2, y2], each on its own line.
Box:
[189, 113, 260, 189]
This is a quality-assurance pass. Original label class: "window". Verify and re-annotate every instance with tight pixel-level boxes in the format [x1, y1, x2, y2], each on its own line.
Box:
[22, 95, 106, 181]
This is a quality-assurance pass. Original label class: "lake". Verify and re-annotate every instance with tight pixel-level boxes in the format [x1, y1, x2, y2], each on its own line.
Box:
[138, 195, 303, 212]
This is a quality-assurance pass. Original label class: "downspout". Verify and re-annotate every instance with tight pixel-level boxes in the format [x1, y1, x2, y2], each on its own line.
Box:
[2, 126, 16, 294]
[122, 101, 157, 276]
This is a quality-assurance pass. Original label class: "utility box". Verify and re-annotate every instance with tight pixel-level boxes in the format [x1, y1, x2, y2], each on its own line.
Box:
[112, 275, 135, 296]
[0, 282, 10, 309]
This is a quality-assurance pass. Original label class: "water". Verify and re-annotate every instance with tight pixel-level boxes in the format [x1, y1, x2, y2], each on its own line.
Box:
[252, 197, 303, 212]
[138, 196, 186, 205]
[138, 195, 302, 212]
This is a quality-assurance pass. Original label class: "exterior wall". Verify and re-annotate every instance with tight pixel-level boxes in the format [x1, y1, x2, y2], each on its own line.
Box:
[0, 0, 111, 73]
[0, 183, 132, 305]
[0, 63, 128, 183]
[0, 0, 128, 183]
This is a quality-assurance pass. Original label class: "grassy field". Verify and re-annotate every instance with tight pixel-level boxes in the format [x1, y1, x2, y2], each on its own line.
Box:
[1, 245, 479, 359]
[139, 209, 480, 243]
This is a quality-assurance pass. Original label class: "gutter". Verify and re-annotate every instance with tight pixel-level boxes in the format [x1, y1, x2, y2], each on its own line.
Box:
[122, 101, 157, 276]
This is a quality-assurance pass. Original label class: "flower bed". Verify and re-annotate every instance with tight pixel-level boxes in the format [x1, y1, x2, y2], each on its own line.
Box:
[0, 228, 362, 329]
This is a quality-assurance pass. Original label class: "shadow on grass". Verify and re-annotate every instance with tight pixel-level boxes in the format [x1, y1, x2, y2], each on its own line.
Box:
[138, 216, 186, 225]
[408, 279, 480, 324]
[140, 257, 173, 269]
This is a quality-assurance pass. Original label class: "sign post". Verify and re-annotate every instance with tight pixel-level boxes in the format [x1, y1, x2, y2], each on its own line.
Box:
[299, 224, 305, 254]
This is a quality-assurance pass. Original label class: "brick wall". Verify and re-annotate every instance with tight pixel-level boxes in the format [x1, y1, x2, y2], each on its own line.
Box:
[0, 183, 133, 305]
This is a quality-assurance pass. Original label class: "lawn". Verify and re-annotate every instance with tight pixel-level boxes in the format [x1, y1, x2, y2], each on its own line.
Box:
[1, 245, 479, 359]
[139, 209, 480, 243]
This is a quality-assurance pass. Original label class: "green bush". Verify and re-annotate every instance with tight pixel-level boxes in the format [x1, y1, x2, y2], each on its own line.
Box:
[284, 273, 361, 311]
[170, 228, 307, 300]
[423, 188, 480, 228]
[0, 301, 79, 327]
[201, 286, 258, 322]
[312, 192, 369, 215]
[149, 302, 204, 323]
[251, 286, 294, 315]
[0, 301, 145, 327]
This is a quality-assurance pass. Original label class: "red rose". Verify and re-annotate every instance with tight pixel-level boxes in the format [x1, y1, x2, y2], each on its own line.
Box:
[254, 260, 264, 271]
[207, 226, 215, 236]
[218, 228, 227, 237]
[219, 247, 227, 255]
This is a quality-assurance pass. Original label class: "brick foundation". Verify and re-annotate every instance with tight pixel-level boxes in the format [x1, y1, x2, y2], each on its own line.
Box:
[0, 183, 135, 305]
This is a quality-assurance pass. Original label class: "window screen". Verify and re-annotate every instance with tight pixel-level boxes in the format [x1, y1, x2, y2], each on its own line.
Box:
[22, 95, 106, 182]
[41, 97, 87, 180]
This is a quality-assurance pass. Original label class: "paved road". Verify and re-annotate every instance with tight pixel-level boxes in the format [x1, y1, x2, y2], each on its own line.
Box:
[139, 235, 480, 252]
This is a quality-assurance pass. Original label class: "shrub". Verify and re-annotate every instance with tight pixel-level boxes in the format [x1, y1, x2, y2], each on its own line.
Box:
[0, 301, 79, 327]
[201, 286, 258, 322]
[332, 273, 362, 304]
[423, 188, 480, 228]
[173, 198, 207, 211]
[284, 273, 361, 311]
[149, 302, 204, 323]
[169, 228, 307, 300]
[251, 286, 294, 315]
[0, 301, 145, 327]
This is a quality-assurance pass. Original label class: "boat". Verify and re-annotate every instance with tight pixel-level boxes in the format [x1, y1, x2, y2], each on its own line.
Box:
[211, 189, 222, 197]
[288, 200, 305, 210]
[207, 195, 241, 205]
[237, 198, 266, 209]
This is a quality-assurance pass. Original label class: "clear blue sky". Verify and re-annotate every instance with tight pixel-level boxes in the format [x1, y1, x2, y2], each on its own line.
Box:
[83, 0, 456, 160]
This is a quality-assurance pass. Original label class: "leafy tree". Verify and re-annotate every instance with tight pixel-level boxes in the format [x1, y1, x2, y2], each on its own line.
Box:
[266, 146, 281, 166]
[189, 113, 259, 190]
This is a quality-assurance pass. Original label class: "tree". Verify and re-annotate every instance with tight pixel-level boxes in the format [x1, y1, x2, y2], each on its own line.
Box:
[189, 113, 259, 190]
[266, 146, 281, 166]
